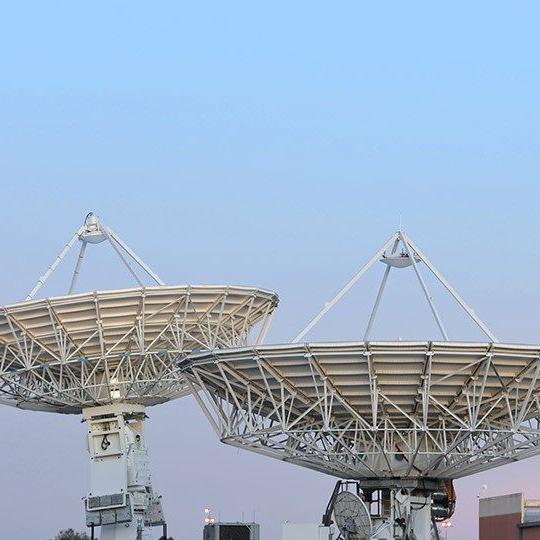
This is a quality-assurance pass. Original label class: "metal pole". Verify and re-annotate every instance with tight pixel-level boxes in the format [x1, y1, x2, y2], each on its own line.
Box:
[107, 227, 165, 286]
[402, 232, 498, 342]
[68, 240, 87, 294]
[431, 518, 440, 540]
[364, 238, 399, 340]
[364, 266, 391, 340]
[400, 233, 449, 340]
[293, 232, 399, 343]
[26, 226, 85, 300]
[255, 309, 275, 345]
[103, 230, 145, 287]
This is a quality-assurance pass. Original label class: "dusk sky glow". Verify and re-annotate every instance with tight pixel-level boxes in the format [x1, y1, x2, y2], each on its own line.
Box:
[1, 3, 540, 539]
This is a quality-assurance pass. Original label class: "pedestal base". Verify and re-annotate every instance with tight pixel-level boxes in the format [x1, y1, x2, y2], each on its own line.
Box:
[100, 522, 149, 540]
[325, 479, 450, 540]
[83, 404, 165, 540]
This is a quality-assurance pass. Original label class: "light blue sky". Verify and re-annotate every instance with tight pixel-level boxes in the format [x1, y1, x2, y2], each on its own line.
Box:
[1, 2, 540, 539]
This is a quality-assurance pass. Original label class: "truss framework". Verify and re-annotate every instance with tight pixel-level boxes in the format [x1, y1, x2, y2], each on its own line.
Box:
[0, 286, 277, 413]
[293, 230, 498, 343]
[27, 212, 165, 300]
[183, 341, 540, 480]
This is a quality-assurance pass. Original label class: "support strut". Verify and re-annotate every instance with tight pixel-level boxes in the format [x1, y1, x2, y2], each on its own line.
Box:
[26, 212, 164, 300]
[293, 229, 498, 343]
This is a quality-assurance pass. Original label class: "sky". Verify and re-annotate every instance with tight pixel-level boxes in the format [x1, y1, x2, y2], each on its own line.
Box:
[1, 1, 540, 539]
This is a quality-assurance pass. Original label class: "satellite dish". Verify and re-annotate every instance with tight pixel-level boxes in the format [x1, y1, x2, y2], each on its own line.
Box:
[333, 491, 372, 540]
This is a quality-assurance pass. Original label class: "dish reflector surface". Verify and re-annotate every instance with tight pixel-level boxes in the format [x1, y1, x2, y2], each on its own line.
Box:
[185, 341, 540, 479]
[0, 285, 277, 413]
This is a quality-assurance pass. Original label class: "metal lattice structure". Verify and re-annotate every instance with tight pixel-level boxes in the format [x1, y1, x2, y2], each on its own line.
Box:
[185, 341, 540, 481]
[181, 229, 520, 539]
[0, 285, 277, 413]
[182, 230, 537, 485]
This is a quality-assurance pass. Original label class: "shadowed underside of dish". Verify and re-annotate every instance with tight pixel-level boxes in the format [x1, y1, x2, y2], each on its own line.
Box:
[184, 341, 540, 480]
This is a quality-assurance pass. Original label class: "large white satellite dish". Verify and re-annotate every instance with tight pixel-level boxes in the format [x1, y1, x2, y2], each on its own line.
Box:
[0, 284, 278, 413]
[181, 230, 536, 540]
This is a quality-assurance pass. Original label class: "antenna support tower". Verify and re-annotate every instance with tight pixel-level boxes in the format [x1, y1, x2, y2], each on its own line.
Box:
[84, 404, 163, 540]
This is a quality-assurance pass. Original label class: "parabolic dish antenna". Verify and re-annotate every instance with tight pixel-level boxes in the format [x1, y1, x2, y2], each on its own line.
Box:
[0, 213, 278, 540]
[183, 340, 540, 480]
[0, 284, 278, 413]
[333, 491, 372, 540]
[181, 230, 537, 540]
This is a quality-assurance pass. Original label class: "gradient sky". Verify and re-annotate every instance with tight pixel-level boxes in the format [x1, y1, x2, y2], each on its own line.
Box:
[1, 2, 540, 539]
